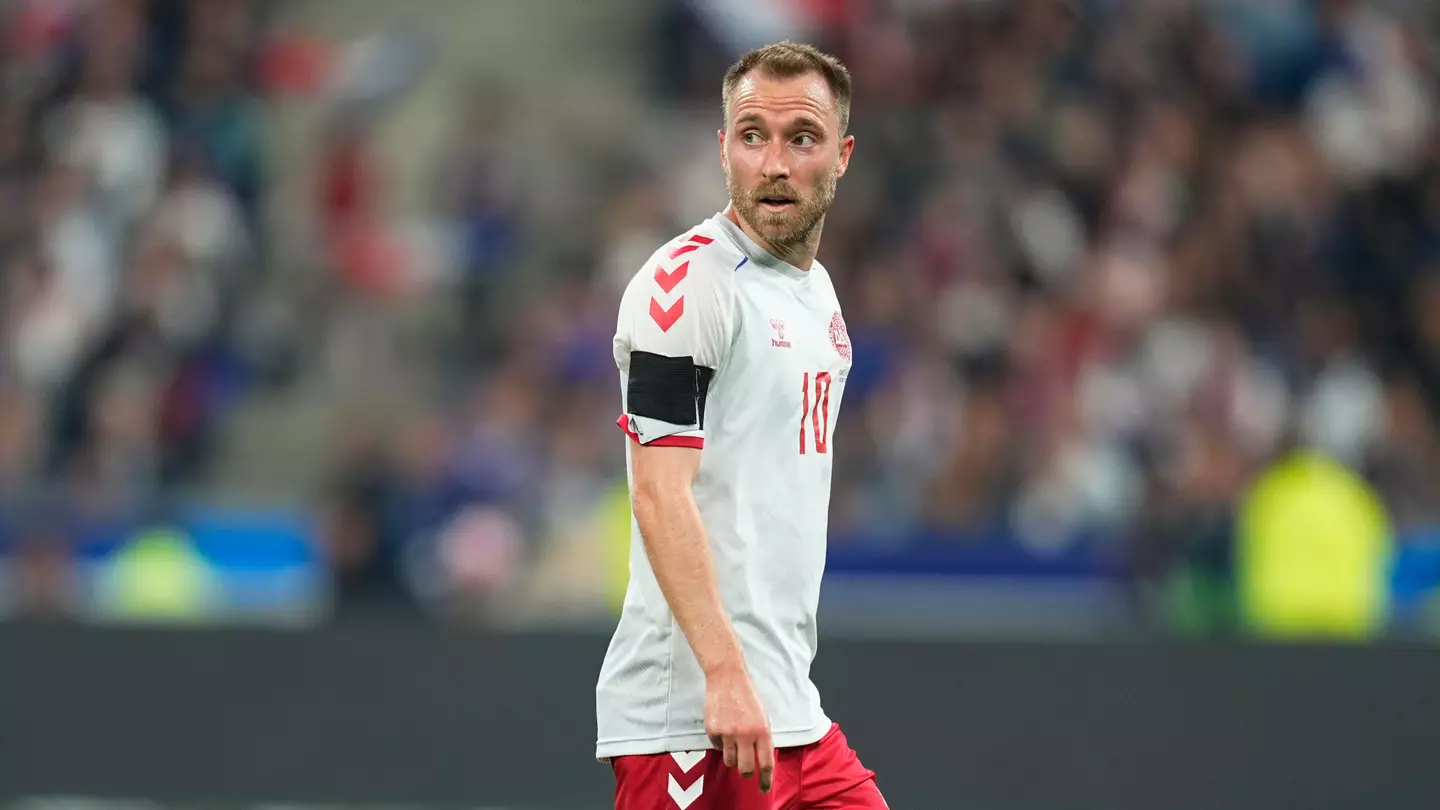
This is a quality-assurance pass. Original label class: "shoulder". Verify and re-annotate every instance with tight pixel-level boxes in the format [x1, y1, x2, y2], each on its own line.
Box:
[811, 259, 834, 283]
[613, 222, 743, 361]
[619, 220, 744, 307]
[809, 259, 842, 304]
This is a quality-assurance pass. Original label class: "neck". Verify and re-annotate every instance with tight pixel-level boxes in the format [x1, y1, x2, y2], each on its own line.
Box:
[725, 205, 822, 270]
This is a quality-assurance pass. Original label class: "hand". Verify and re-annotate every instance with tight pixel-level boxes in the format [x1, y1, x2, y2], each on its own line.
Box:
[704, 665, 775, 793]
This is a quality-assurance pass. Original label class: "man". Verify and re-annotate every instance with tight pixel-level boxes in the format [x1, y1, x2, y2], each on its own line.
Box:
[597, 42, 887, 810]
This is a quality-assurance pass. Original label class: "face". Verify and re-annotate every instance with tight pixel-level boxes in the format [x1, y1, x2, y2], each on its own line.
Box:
[722, 71, 854, 249]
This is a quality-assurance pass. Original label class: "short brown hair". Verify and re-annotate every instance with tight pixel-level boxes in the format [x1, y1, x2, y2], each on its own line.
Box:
[722, 41, 852, 135]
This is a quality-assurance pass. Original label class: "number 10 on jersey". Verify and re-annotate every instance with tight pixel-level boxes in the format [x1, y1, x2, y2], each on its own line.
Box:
[800, 371, 832, 454]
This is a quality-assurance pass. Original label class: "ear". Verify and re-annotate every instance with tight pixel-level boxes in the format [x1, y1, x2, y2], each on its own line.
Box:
[836, 134, 855, 179]
[717, 128, 727, 171]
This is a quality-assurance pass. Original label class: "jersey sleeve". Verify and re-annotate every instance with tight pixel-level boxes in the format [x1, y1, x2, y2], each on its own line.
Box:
[613, 244, 734, 449]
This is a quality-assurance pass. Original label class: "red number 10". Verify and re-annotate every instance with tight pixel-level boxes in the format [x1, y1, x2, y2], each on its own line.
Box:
[800, 371, 832, 454]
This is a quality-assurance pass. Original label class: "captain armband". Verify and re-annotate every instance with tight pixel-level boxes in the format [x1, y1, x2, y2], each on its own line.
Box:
[618, 350, 716, 447]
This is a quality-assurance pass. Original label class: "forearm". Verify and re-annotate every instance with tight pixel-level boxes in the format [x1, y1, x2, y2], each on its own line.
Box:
[632, 480, 746, 677]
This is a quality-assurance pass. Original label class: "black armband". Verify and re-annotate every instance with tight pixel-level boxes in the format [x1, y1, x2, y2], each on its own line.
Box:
[627, 350, 715, 427]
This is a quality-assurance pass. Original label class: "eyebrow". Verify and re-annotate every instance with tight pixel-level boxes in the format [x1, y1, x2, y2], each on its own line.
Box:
[790, 115, 825, 133]
[733, 112, 828, 133]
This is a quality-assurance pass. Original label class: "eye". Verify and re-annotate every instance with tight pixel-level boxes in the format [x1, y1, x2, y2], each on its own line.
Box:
[742, 131, 763, 145]
[794, 134, 817, 147]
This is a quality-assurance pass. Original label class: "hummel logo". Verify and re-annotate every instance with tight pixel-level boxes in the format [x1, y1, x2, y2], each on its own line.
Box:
[770, 318, 791, 348]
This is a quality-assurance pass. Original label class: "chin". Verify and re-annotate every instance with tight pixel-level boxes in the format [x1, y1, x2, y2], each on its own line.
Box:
[759, 226, 800, 245]
[753, 215, 798, 238]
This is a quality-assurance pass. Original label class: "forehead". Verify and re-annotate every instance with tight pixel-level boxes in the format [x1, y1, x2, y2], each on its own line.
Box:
[728, 72, 838, 129]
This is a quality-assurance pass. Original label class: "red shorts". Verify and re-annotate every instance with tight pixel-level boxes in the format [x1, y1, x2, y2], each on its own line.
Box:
[611, 723, 887, 810]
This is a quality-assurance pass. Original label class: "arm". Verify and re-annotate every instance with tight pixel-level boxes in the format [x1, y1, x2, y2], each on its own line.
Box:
[613, 243, 773, 789]
[629, 443, 745, 679]
[629, 441, 772, 791]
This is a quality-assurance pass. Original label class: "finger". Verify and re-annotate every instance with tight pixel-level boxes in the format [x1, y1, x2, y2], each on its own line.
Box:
[723, 737, 738, 769]
[757, 739, 776, 793]
[736, 736, 756, 779]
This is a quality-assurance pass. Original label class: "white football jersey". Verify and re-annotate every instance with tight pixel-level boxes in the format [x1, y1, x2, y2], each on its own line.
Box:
[595, 211, 853, 759]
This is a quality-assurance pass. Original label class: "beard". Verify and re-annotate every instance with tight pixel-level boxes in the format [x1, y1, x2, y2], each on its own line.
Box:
[727, 167, 837, 250]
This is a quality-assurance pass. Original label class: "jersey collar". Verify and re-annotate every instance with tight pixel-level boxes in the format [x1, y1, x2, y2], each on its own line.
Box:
[711, 212, 812, 281]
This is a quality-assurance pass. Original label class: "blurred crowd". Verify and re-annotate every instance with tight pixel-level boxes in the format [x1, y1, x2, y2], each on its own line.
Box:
[332, 0, 1440, 620]
[245, 0, 1440, 623]
[5, 0, 1440, 629]
[653, 0, 1440, 618]
[0, 0, 278, 610]
[791, 0, 1440, 577]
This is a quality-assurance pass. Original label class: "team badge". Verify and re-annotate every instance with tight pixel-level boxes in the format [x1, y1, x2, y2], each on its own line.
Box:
[829, 311, 851, 360]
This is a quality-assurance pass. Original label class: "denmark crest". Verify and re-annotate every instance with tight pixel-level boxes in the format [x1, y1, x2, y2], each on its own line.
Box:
[829, 311, 851, 360]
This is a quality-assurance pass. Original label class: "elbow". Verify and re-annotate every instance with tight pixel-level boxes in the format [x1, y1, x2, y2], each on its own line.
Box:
[631, 476, 685, 524]
[629, 443, 701, 527]
[630, 478, 667, 517]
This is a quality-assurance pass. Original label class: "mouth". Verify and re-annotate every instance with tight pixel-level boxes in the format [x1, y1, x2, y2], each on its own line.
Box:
[757, 196, 795, 213]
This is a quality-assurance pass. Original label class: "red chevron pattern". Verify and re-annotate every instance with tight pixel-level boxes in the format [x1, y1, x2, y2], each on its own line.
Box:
[666, 234, 712, 261]
[650, 296, 684, 332]
[654, 260, 689, 294]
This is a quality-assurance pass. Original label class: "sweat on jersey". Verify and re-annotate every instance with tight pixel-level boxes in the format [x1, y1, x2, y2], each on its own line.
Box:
[595, 211, 853, 760]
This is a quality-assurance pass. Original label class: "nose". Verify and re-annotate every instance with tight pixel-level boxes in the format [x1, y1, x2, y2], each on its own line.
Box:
[762, 140, 791, 183]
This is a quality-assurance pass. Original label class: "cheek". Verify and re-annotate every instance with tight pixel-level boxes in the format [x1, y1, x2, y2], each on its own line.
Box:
[725, 146, 753, 171]
[806, 160, 837, 188]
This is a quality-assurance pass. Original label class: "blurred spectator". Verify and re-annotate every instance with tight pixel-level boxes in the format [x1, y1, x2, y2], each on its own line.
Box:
[161, 3, 264, 222]
[45, 0, 165, 229]
[151, 144, 252, 284]
[1367, 375, 1440, 531]
[314, 406, 531, 621]
[316, 417, 417, 617]
[0, 382, 39, 490]
[432, 90, 523, 362]
[11, 526, 74, 620]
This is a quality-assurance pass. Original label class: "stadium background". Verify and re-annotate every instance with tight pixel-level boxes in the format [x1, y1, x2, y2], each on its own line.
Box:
[4, 0, 1440, 807]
